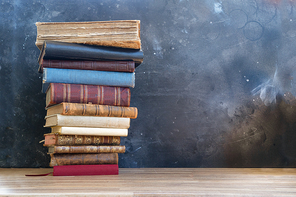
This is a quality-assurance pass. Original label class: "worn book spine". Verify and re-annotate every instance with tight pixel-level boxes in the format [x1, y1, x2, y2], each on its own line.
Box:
[49, 153, 118, 167]
[43, 134, 121, 146]
[39, 41, 143, 67]
[46, 83, 130, 108]
[53, 164, 119, 176]
[51, 127, 128, 137]
[43, 68, 135, 88]
[48, 145, 126, 154]
[39, 59, 135, 73]
[46, 102, 138, 119]
[44, 114, 130, 129]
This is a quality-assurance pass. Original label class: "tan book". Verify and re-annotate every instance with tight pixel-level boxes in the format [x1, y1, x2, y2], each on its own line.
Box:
[51, 126, 128, 137]
[35, 20, 141, 50]
[44, 114, 130, 129]
[46, 102, 138, 119]
[48, 145, 126, 154]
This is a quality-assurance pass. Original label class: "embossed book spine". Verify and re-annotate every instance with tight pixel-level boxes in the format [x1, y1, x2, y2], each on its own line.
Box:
[46, 102, 138, 119]
[43, 134, 121, 146]
[53, 164, 119, 176]
[51, 127, 128, 137]
[46, 83, 130, 108]
[39, 59, 135, 73]
[48, 145, 126, 154]
[49, 153, 118, 167]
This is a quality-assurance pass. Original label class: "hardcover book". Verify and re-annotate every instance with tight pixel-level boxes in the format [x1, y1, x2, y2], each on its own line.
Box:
[45, 83, 131, 108]
[44, 114, 130, 129]
[43, 134, 121, 146]
[35, 20, 141, 50]
[53, 164, 119, 176]
[46, 102, 138, 119]
[48, 145, 126, 154]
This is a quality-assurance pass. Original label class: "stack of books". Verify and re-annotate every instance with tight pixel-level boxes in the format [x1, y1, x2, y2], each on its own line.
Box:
[36, 21, 143, 176]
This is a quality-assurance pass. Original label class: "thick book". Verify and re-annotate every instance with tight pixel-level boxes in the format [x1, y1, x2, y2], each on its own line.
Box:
[38, 41, 143, 67]
[49, 153, 118, 167]
[53, 164, 119, 176]
[43, 134, 121, 146]
[48, 145, 126, 154]
[46, 102, 138, 119]
[38, 59, 135, 73]
[45, 83, 130, 108]
[51, 126, 128, 137]
[35, 20, 141, 50]
[43, 68, 135, 88]
[44, 114, 130, 129]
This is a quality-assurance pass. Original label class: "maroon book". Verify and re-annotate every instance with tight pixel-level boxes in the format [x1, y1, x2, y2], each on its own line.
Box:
[46, 83, 130, 108]
[38, 59, 135, 73]
[53, 164, 119, 176]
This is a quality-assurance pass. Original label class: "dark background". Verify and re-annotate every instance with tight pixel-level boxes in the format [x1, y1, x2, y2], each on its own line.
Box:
[1, 0, 296, 168]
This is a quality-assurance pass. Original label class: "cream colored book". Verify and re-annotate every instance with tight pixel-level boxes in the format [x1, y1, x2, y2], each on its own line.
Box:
[44, 114, 130, 129]
[51, 127, 128, 137]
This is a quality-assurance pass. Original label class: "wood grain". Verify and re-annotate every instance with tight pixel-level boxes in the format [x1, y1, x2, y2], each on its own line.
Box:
[0, 168, 296, 196]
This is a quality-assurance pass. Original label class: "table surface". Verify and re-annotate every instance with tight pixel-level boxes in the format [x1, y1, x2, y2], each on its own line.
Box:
[0, 168, 296, 196]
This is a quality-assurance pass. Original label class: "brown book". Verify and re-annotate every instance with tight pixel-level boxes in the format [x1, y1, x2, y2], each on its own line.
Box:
[35, 20, 141, 50]
[46, 102, 138, 119]
[48, 145, 126, 154]
[38, 59, 135, 73]
[49, 153, 118, 167]
[46, 83, 130, 108]
[43, 134, 121, 146]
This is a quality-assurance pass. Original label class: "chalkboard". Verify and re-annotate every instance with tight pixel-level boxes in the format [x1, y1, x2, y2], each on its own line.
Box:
[1, 0, 296, 167]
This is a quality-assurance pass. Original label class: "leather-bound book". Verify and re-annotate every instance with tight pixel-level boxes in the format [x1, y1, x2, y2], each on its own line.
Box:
[38, 59, 135, 73]
[45, 83, 130, 108]
[35, 20, 141, 50]
[46, 102, 138, 119]
[43, 134, 121, 146]
[48, 145, 126, 154]
[49, 153, 118, 167]
[53, 164, 119, 176]
[38, 41, 143, 67]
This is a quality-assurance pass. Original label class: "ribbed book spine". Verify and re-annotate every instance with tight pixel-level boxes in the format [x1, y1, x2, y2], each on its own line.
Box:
[48, 145, 126, 154]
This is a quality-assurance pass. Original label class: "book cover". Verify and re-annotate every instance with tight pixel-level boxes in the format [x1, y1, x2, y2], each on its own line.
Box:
[46, 102, 138, 119]
[44, 114, 130, 129]
[35, 20, 141, 50]
[45, 83, 130, 108]
[43, 134, 121, 146]
[49, 153, 118, 167]
[51, 126, 128, 137]
[53, 164, 119, 176]
[48, 145, 126, 154]
[38, 59, 135, 73]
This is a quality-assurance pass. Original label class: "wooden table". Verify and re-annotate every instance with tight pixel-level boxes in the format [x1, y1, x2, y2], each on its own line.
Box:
[0, 168, 296, 196]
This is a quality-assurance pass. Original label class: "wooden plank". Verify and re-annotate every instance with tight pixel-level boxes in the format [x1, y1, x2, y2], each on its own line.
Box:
[0, 168, 296, 196]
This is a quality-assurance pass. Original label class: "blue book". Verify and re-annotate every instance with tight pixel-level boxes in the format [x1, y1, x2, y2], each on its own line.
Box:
[42, 68, 135, 93]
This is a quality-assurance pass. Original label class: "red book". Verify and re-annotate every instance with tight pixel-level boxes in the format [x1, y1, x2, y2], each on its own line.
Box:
[46, 83, 130, 108]
[53, 164, 119, 176]
[38, 59, 135, 73]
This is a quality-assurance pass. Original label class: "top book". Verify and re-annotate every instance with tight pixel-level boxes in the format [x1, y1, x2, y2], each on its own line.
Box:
[35, 20, 141, 50]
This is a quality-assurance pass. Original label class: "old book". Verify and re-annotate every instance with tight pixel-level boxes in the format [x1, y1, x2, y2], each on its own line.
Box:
[44, 114, 130, 129]
[49, 153, 118, 167]
[38, 59, 135, 73]
[51, 126, 128, 137]
[48, 145, 126, 154]
[35, 20, 141, 50]
[53, 164, 119, 176]
[46, 83, 130, 108]
[46, 102, 138, 119]
[43, 134, 121, 146]
[38, 41, 143, 67]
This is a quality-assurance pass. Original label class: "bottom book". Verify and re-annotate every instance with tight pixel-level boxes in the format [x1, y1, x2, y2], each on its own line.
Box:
[53, 164, 119, 176]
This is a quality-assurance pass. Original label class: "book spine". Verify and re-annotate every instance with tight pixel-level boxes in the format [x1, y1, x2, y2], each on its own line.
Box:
[49, 153, 118, 167]
[51, 127, 128, 137]
[49, 145, 126, 154]
[58, 103, 138, 119]
[43, 68, 135, 88]
[40, 60, 135, 73]
[47, 83, 130, 107]
[53, 164, 119, 176]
